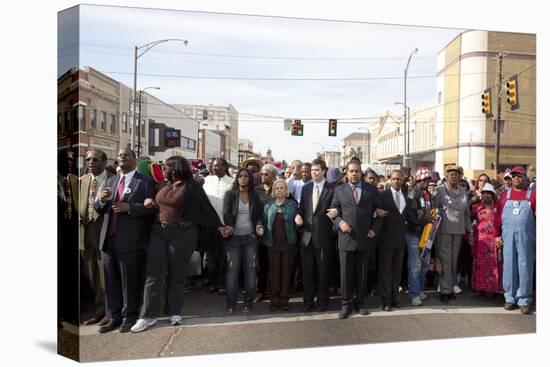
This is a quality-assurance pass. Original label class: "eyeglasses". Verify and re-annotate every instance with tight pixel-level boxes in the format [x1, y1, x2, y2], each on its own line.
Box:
[260, 173, 269, 176]
[511, 174, 523, 178]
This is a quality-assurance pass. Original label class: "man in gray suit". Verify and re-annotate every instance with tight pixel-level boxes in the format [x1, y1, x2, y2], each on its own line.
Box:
[329, 161, 383, 319]
[79, 149, 113, 326]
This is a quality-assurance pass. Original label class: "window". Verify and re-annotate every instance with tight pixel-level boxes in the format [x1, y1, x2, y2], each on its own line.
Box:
[122, 113, 127, 132]
[141, 119, 145, 137]
[64, 111, 70, 131]
[77, 105, 84, 131]
[181, 137, 196, 150]
[438, 92, 442, 104]
[101, 112, 106, 131]
[110, 114, 116, 133]
[90, 109, 97, 128]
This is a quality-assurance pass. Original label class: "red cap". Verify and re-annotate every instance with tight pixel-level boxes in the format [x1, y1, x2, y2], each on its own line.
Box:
[510, 166, 526, 175]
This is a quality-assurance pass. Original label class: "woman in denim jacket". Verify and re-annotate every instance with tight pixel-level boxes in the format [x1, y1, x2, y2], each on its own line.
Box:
[263, 179, 298, 311]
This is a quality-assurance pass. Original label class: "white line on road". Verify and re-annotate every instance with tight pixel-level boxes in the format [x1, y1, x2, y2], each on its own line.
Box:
[74, 306, 534, 336]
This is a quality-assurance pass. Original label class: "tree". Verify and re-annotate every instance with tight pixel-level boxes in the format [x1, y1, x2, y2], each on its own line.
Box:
[343, 146, 362, 163]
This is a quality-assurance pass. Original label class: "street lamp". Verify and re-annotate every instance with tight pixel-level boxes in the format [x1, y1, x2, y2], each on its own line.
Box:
[137, 86, 160, 157]
[132, 39, 188, 151]
[394, 102, 411, 161]
[403, 47, 418, 168]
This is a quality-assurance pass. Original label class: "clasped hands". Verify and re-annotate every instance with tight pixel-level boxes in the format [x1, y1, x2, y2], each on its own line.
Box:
[218, 225, 264, 238]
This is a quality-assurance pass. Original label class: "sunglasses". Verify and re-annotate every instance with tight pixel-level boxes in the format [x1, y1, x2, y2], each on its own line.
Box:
[511, 174, 523, 178]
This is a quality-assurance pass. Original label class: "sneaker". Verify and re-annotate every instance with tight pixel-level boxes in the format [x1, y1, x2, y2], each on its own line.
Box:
[130, 318, 157, 333]
[419, 292, 428, 301]
[453, 285, 462, 294]
[411, 296, 423, 306]
[169, 315, 182, 326]
[437, 285, 441, 293]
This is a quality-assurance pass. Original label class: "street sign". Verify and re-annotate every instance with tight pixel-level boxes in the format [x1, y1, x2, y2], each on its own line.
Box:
[284, 119, 292, 131]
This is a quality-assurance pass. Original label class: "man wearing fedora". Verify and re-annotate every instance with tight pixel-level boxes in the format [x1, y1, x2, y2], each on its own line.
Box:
[432, 165, 473, 303]
[499, 166, 536, 314]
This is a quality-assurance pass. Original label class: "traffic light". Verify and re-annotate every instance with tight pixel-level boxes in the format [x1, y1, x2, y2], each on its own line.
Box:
[481, 88, 492, 118]
[295, 119, 303, 136]
[328, 119, 337, 136]
[291, 121, 298, 136]
[506, 74, 520, 110]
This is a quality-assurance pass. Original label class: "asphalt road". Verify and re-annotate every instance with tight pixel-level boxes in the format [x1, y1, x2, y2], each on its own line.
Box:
[68, 288, 536, 362]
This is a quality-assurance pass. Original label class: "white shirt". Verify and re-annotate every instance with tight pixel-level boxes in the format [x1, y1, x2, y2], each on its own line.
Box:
[203, 174, 234, 223]
[287, 177, 306, 203]
[390, 186, 406, 214]
[117, 169, 136, 196]
[312, 179, 326, 199]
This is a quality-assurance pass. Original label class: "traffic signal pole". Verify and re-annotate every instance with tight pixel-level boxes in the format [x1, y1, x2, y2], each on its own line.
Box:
[495, 52, 505, 172]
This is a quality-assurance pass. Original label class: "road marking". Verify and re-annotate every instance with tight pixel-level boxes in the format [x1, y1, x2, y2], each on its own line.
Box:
[74, 306, 535, 336]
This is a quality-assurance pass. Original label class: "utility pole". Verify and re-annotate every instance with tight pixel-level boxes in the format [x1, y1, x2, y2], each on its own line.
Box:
[494, 51, 507, 172]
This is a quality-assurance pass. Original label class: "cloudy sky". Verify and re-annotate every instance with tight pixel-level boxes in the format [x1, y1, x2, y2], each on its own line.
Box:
[60, 5, 464, 162]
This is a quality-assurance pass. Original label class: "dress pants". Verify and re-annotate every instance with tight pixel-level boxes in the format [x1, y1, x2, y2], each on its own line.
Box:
[205, 230, 226, 290]
[300, 245, 332, 307]
[140, 223, 198, 318]
[340, 248, 372, 308]
[378, 247, 405, 304]
[257, 242, 270, 295]
[102, 235, 145, 323]
[435, 233, 463, 294]
[82, 219, 106, 317]
[268, 248, 296, 305]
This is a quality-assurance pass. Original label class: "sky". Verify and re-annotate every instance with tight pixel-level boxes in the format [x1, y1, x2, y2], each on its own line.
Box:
[58, 5, 466, 163]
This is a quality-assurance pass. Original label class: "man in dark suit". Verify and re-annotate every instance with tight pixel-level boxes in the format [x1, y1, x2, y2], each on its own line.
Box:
[295, 159, 335, 312]
[377, 170, 408, 311]
[329, 160, 383, 319]
[95, 148, 156, 333]
[79, 149, 113, 326]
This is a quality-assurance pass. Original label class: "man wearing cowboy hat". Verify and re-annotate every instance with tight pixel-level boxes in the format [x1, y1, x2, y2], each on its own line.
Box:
[499, 165, 536, 314]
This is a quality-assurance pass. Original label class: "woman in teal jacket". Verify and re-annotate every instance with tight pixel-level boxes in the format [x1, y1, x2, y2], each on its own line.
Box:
[263, 179, 298, 311]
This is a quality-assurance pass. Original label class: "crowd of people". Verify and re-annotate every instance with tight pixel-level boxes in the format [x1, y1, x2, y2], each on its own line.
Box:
[57, 148, 536, 335]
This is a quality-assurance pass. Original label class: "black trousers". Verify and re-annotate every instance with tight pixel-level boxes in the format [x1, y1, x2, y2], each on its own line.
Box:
[301, 245, 333, 307]
[340, 248, 372, 308]
[140, 223, 198, 318]
[102, 236, 145, 322]
[205, 230, 226, 289]
[378, 247, 405, 304]
[257, 242, 270, 294]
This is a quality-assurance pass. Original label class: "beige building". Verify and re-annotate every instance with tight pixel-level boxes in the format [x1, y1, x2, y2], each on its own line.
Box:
[238, 139, 257, 166]
[341, 131, 373, 166]
[175, 104, 239, 166]
[435, 30, 536, 178]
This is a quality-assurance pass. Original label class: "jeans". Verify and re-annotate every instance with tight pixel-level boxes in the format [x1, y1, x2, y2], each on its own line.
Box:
[225, 235, 258, 308]
[406, 233, 429, 299]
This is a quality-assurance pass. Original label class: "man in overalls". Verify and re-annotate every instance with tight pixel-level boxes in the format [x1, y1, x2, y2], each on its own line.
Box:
[499, 166, 536, 315]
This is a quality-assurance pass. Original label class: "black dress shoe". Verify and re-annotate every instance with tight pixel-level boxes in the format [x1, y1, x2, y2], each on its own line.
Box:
[83, 314, 104, 325]
[391, 300, 401, 308]
[119, 320, 135, 333]
[281, 304, 290, 312]
[448, 293, 456, 301]
[440, 294, 450, 304]
[358, 307, 370, 315]
[382, 304, 392, 312]
[269, 303, 279, 312]
[99, 319, 122, 334]
[338, 306, 352, 319]
[303, 304, 314, 313]
[318, 304, 328, 312]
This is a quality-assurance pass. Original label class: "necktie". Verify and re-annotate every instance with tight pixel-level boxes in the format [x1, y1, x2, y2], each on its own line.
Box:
[394, 190, 401, 213]
[352, 185, 358, 204]
[313, 184, 320, 212]
[87, 177, 97, 223]
[63, 177, 73, 220]
[108, 175, 126, 236]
